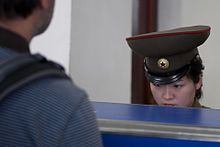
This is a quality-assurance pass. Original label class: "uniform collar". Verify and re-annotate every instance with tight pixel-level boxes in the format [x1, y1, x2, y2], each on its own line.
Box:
[0, 26, 30, 53]
[192, 98, 209, 109]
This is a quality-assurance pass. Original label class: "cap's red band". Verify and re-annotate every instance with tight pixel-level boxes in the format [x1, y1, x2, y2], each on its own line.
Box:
[126, 28, 211, 41]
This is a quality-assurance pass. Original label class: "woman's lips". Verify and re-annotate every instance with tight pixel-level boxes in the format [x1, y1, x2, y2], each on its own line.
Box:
[163, 104, 175, 107]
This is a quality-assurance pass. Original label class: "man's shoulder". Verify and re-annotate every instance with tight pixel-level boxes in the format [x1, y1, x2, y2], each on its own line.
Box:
[15, 74, 88, 110]
[0, 46, 17, 61]
[28, 77, 88, 102]
[0, 48, 89, 110]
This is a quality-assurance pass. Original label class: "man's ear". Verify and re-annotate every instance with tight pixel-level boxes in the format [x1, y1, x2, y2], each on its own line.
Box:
[196, 74, 203, 90]
[39, 0, 50, 10]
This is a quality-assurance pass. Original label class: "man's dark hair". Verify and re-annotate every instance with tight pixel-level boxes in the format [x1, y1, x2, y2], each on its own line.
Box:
[0, 0, 40, 19]
[187, 56, 204, 99]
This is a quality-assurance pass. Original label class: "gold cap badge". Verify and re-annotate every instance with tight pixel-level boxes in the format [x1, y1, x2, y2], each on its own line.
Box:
[157, 58, 169, 69]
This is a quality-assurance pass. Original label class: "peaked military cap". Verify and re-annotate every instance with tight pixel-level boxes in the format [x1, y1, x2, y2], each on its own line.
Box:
[126, 25, 211, 85]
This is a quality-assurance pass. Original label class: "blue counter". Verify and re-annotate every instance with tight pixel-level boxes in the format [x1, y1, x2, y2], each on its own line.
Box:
[92, 102, 220, 147]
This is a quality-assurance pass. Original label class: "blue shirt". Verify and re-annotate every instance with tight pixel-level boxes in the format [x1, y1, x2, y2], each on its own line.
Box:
[0, 28, 103, 147]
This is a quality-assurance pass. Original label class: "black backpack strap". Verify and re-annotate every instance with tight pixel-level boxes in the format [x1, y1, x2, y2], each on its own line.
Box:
[0, 53, 70, 102]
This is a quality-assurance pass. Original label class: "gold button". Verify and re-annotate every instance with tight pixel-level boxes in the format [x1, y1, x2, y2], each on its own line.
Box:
[157, 58, 169, 69]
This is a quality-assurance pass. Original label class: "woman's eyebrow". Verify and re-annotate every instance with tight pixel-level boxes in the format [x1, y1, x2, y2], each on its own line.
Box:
[176, 79, 184, 83]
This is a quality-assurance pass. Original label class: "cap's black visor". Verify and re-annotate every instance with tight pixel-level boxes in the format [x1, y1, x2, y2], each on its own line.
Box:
[145, 64, 191, 86]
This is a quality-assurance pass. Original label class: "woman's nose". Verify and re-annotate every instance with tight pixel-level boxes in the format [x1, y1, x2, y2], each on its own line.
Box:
[162, 86, 174, 100]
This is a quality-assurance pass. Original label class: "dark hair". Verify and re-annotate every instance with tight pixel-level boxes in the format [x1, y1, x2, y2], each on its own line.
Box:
[187, 56, 204, 99]
[0, 0, 40, 19]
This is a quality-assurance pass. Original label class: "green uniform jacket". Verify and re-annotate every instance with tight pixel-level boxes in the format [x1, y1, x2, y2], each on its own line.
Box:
[192, 99, 210, 109]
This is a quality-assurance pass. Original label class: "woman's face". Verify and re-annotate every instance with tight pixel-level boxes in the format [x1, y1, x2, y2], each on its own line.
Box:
[150, 75, 202, 107]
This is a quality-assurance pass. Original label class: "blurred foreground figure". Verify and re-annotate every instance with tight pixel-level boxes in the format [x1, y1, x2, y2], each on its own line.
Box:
[0, 0, 102, 146]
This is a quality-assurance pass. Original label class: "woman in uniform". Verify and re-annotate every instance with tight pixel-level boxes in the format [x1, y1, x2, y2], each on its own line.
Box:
[126, 25, 210, 108]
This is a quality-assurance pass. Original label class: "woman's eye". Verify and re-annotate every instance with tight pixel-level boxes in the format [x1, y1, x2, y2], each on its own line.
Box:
[174, 85, 183, 88]
[153, 84, 160, 87]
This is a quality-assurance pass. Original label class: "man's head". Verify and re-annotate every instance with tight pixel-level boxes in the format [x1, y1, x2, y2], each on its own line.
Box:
[32, 0, 55, 36]
[0, 0, 55, 41]
[0, 0, 41, 19]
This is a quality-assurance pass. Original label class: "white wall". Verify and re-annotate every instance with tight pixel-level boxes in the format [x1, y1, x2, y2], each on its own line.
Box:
[70, 0, 132, 103]
[158, 0, 220, 108]
[30, 0, 72, 73]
